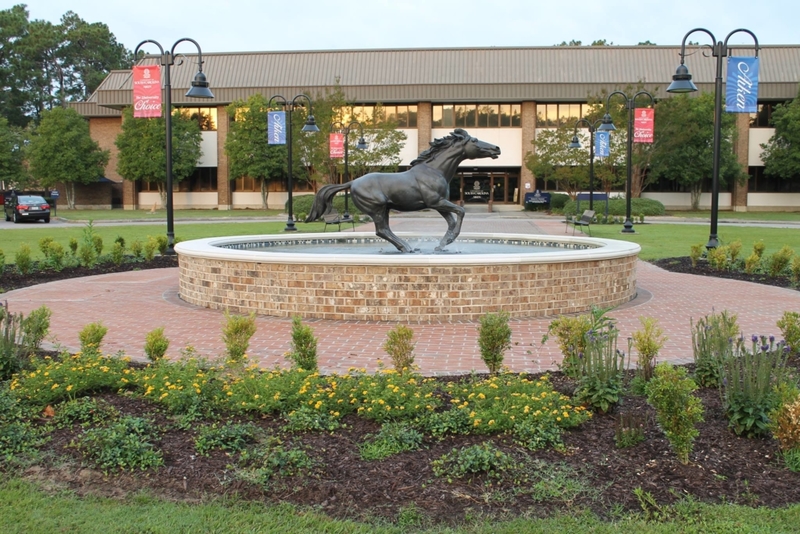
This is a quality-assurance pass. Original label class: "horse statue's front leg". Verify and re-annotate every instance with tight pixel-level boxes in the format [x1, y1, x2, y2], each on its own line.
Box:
[434, 202, 465, 251]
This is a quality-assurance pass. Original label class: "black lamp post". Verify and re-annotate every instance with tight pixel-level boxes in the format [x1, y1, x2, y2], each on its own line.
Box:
[568, 117, 612, 212]
[268, 94, 320, 231]
[667, 28, 760, 249]
[601, 90, 654, 233]
[133, 38, 214, 255]
[330, 120, 368, 220]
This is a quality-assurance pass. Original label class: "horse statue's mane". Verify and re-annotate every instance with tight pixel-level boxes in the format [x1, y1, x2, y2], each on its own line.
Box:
[409, 128, 470, 167]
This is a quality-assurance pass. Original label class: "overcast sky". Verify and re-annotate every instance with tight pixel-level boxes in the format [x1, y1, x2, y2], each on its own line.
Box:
[20, 0, 796, 53]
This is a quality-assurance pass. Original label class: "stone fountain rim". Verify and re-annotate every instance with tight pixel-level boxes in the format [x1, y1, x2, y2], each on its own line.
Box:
[174, 232, 641, 266]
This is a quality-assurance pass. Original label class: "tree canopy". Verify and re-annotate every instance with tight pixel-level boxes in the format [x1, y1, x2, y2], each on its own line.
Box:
[0, 116, 27, 189]
[761, 86, 800, 182]
[25, 107, 108, 208]
[115, 106, 202, 206]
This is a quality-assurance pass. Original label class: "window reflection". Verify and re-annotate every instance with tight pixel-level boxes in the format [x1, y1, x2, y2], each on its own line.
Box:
[433, 103, 520, 128]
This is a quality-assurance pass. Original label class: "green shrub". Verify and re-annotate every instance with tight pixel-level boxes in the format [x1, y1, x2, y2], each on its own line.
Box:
[236, 435, 315, 487]
[38, 237, 54, 256]
[0, 307, 24, 381]
[432, 442, 515, 480]
[68, 237, 78, 255]
[707, 246, 729, 270]
[92, 234, 104, 256]
[721, 335, 790, 438]
[383, 324, 416, 373]
[770, 394, 800, 453]
[791, 257, 800, 286]
[21, 305, 51, 353]
[130, 239, 143, 260]
[477, 311, 511, 375]
[110, 242, 125, 266]
[72, 415, 163, 472]
[114, 236, 126, 249]
[767, 245, 794, 277]
[562, 197, 665, 217]
[549, 193, 570, 210]
[359, 422, 424, 460]
[78, 322, 108, 355]
[744, 252, 761, 274]
[143, 327, 169, 362]
[143, 237, 158, 261]
[631, 317, 667, 382]
[54, 397, 120, 429]
[574, 325, 626, 413]
[44, 241, 66, 271]
[689, 243, 704, 268]
[222, 310, 257, 364]
[77, 242, 98, 268]
[286, 316, 317, 371]
[292, 193, 361, 220]
[194, 422, 261, 456]
[154, 235, 168, 255]
[543, 306, 614, 378]
[778, 312, 800, 355]
[0, 388, 47, 463]
[0, 249, 5, 276]
[728, 240, 743, 264]
[691, 310, 739, 388]
[645, 363, 704, 464]
[753, 240, 766, 259]
[15, 243, 33, 275]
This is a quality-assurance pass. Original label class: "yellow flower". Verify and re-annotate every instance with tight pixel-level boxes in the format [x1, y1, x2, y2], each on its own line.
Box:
[66, 385, 73, 392]
[51, 383, 59, 390]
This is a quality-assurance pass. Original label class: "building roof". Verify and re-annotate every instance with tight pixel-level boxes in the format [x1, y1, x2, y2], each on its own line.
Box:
[81, 45, 800, 114]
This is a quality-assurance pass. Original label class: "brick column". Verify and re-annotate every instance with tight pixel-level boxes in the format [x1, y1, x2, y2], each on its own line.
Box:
[732, 113, 750, 212]
[417, 102, 432, 155]
[520, 101, 537, 203]
[216, 105, 232, 210]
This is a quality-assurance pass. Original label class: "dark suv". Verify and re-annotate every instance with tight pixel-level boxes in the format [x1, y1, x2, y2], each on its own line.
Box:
[4, 194, 51, 223]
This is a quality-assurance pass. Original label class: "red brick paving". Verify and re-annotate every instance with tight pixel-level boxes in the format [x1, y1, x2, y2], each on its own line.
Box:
[5, 213, 800, 375]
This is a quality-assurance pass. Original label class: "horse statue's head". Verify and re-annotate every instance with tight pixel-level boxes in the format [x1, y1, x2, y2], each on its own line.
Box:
[410, 129, 500, 167]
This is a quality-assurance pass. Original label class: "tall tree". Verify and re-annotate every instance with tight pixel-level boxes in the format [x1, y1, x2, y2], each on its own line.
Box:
[525, 127, 586, 198]
[25, 107, 108, 208]
[224, 93, 287, 208]
[0, 116, 28, 189]
[0, 5, 31, 127]
[761, 87, 800, 182]
[115, 106, 202, 207]
[649, 93, 744, 209]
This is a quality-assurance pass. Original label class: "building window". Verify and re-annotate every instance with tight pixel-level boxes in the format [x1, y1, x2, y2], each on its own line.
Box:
[178, 167, 217, 192]
[178, 107, 217, 131]
[748, 166, 800, 192]
[234, 176, 258, 192]
[535, 103, 594, 127]
[748, 102, 786, 128]
[339, 104, 417, 127]
[432, 103, 521, 127]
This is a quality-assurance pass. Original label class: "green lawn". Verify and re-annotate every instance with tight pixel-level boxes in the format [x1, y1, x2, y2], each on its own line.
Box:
[53, 208, 283, 221]
[666, 210, 800, 222]
[2, 478, 799, 534]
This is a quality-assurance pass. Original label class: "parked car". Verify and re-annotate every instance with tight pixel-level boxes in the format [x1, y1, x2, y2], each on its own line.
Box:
[4, 194, 51, 223]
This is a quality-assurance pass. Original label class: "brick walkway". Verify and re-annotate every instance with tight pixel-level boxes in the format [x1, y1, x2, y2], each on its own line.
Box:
[5, 213, 800, 375]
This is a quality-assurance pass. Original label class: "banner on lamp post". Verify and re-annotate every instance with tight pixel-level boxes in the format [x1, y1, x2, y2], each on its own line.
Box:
[726, 57, 759, 113]
[329, 133, 344, 158]
[633, 108, 655, 144]
[132, 65, 161, 118]
[595, 130, 610, 157]
[267, 111, 286, 144]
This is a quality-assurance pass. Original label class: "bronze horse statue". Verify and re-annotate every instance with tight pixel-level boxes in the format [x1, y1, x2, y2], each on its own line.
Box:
[306, 129, 501, 252]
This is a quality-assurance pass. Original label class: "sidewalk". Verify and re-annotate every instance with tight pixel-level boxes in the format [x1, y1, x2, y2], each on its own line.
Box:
[5, 212, 800, 375]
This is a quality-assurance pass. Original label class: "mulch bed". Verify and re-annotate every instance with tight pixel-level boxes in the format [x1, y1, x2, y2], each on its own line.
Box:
[5, 256, 800, 526]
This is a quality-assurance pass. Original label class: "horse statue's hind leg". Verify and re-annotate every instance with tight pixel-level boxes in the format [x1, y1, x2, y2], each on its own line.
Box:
[430, 199, 466, 251]
[370, 206, 416, 253]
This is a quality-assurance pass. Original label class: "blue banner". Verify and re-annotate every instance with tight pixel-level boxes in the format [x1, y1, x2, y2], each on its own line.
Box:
[267, 110, 286, 144]
[595, 131, 610, 158]
[726, 57, 759, 113]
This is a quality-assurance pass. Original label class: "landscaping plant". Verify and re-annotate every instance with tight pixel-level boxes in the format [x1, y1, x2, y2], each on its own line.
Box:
[143, 327, 170, 362]
[286, 315, 318, 371]
[777, 311, 800, 355]
[222, 310, 257, 364]
[382, 324, 416, 373]
[720, 335, 791, 438]
[14, 244, 33, 275]
[21, 305, 51, 354]
[615, 413, 646, 448]
[767, 245, 794, 278]
[645, 363, 704, 465]
[78, 322, 108, 355]
[689, 243, 704, 268]
[631, 317, 667, 382]
[359, 422, 424, 460]
[0, 306, 24, 381]
[542, 306, 615, 378]
[691, 309, 739, 388]
[574, 325, 626, 413]
[477, 311, 511, 375]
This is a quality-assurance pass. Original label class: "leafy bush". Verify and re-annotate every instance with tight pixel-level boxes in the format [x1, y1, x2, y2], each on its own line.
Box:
[237, 435, 315, 487]
[744, 252, 761, 274]
[689, 243, 704, 268]
[194, 422, 261, 456]
[708, 246, 729, 270]
[359, 422, 424, 460]
[562, 197, 665, 217]
[691, 310, 739, 388]
[721, 335, 790, 438]
[143, 237, 158, 261]
[292, 193, 362, 220]
[72, 415, 163, 472]
[383, 324, 416, 373]
[130, 239, 143, 260]
[286, 316, 317, 371]
[543, 306, 614, 378]
[44, 241, 66, 271]
[21, 305, 51, 353]
[78, 322, 108, 355]
[777, 312, 800, 355]
[645, 363, 704, 465]
[15, 243, 33, 275]
[792, 257, 800, 285]
[0, 387, 47, 464]
[143, 327, 169, 362]
[771, 394, 800, 452]
[728, 240, 743, 264]
[753, 240, 766, 259]
[477, 311, 511, 375]
[110, 242, 125, 266]
[432, 442, 514, 481]
[0, 306, 24, 381]
[631, 317, 667, 382]
[68, 237, 78, 255]
[574, 326, 626, 413]
[767, 245, 794, 277]
[77, 242, 98, 268]
[282, 405, 341, 432]
[549, 192, 570, 211]
[222, 310, 257, 364]
[0, 249, 5, 276]
[133, 357, 221, 415]
[53, 396, 120, 429]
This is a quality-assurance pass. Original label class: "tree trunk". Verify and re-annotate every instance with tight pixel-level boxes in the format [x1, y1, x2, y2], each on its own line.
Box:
[158, 183, 166, 208]
[260, 179, 269, 209]
[690, 184, 702, 210]
[65, 182, 76, 209]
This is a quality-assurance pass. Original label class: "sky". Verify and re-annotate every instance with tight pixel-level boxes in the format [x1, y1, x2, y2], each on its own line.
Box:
[18, 0, 798, 53]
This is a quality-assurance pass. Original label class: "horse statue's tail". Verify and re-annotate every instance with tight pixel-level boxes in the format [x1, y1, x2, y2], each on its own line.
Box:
[305, 183, 351, 222]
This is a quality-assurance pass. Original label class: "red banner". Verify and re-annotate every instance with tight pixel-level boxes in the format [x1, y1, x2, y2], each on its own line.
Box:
[633, 108, 654, 144]
[329, 133, 344, 158]
[132, 65, 162, 118]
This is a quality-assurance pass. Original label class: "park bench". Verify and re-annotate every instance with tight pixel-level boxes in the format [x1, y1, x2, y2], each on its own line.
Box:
[566, 209, 595, 236]
[323, 210, 356, 232]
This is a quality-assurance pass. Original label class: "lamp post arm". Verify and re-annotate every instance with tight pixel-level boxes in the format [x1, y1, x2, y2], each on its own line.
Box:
[723, 29, 760, 57]
[290, 93, 315, 113]
[677, 28, 717, 63]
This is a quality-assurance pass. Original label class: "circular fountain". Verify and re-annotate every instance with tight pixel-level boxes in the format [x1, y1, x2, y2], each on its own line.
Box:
[175, 232, 640, 322]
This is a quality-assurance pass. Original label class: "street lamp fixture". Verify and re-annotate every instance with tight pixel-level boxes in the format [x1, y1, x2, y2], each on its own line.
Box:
[330, 120, 368, 220]
[667, 28, 760, 249]
[568, 117, 609, 212]
[133, 38, 213, 255]
[268, 94, 320, 231]
[602, 90, 654, 233]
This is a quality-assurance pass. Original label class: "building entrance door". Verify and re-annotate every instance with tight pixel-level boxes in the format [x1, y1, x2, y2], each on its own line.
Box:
[449, 170, 520, 205]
